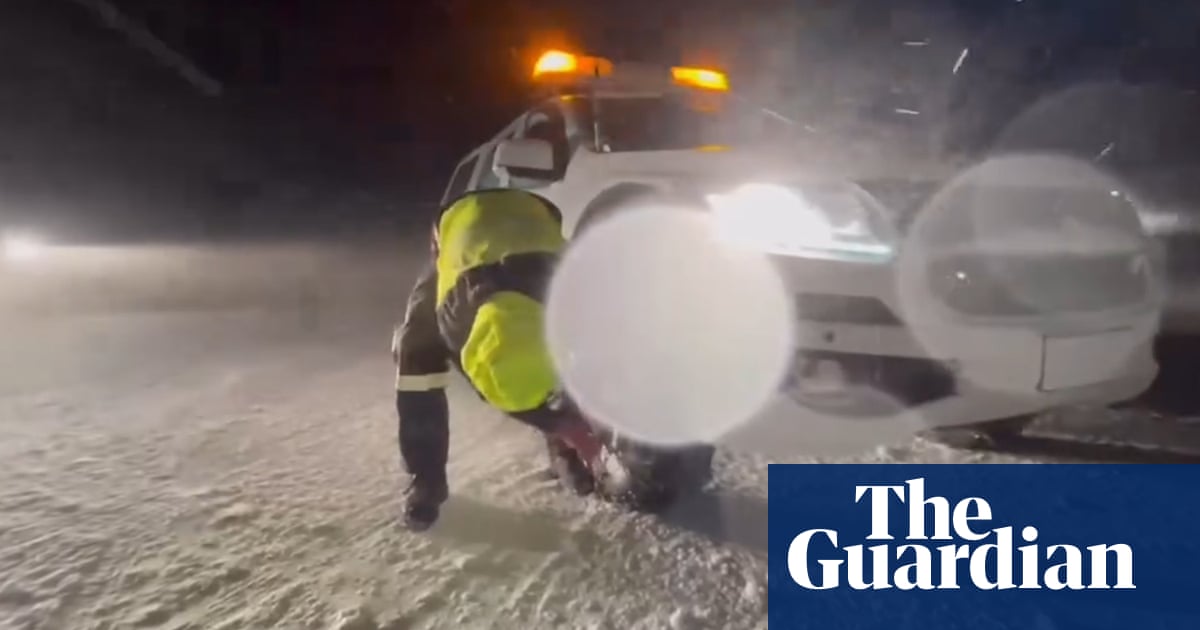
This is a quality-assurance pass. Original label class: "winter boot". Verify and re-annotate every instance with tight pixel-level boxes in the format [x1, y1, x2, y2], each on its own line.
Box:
[403, 474, 448, 532]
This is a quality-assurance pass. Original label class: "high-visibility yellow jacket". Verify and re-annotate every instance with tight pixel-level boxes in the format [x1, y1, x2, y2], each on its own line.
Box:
[394, 189, 567, 422]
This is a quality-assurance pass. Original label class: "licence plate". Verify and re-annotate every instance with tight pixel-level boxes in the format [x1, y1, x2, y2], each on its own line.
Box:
[1041, 329, 1142, 391]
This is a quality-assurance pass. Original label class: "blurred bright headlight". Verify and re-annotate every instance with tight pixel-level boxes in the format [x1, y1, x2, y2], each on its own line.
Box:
[2, 231, 47, 263]
[706, 182, 894, 261]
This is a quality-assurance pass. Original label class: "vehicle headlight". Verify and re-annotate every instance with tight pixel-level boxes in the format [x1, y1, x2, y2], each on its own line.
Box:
[706, 183, 894, 261]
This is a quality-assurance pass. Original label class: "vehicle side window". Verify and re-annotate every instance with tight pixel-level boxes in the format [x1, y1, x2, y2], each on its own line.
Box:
[443, 155, 478, 204]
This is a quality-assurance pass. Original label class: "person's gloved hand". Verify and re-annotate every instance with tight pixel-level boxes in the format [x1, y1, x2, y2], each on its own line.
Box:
[552, 420, 604, 469]
[551, 419, 636, 500]
[541, 390, 631, 496]
[541, 391, 597, 457]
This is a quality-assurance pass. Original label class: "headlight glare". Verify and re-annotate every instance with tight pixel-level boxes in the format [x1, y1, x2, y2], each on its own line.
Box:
[2, 231, 48, 263]
[706, 182, 893, 261]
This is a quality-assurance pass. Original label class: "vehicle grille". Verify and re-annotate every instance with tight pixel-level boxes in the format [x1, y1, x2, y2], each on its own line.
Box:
[787, 351, 957, 410]
[929, 253, 1149, 316]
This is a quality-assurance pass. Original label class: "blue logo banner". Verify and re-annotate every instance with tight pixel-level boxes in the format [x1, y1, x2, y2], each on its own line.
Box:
[768, 465, 1200, 629]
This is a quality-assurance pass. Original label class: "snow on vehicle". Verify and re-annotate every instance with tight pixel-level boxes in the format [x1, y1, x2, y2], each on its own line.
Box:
[440, 49, 1163, 457]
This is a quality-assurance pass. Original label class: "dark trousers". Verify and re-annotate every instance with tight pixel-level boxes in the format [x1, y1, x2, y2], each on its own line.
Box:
[397, 389, 449, 483]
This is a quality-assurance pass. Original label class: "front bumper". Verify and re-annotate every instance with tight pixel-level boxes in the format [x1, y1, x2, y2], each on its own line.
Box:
[771, 255, 1161, 428]
[918, 364, 1157, 429]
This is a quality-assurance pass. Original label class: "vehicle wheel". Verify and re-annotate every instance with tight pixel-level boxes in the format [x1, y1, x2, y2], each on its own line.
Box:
[1136, 333, 1200, 416]
[922, 415, 1035, 449]
[677, 444, 716, 490]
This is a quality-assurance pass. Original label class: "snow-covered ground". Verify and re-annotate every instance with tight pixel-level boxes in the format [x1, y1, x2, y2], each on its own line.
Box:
[1, 246, 1195, 630]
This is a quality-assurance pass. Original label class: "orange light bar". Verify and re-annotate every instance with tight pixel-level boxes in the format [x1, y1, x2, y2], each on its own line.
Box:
[672, 66, 729, 91]
[533, 50, 578, 77]
[532, 50, 614, 80]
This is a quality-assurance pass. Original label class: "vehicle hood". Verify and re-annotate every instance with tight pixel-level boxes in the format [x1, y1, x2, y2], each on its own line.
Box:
[586, 148, 809, 191]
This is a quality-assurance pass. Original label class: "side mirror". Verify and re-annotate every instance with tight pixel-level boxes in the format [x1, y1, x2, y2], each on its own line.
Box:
[494, 138, 555, 179]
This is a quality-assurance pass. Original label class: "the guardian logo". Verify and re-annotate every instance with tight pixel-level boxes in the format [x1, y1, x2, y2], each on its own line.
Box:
[788, 478, 1135, 591]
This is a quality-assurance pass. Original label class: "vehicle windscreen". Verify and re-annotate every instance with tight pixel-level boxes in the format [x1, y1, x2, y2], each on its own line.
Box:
[590, 95, 786, 152]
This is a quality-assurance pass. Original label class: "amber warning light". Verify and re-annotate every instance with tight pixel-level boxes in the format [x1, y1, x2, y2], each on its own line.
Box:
[532, 50, 614, 79]
[671, 66, 729, 91]
[532, 50, 728, 92]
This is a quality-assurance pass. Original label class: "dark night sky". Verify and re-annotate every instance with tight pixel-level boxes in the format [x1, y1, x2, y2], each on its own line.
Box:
[99, 0, 968, 183]
[104, 0, 728, 196]
[110, 0, 1200, 158]
[120, 1, 695, 149]
[2, 0, 1198, 241]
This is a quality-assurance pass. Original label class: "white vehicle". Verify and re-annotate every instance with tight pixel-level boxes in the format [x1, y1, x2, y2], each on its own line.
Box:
[440, 50, 1163, 440]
